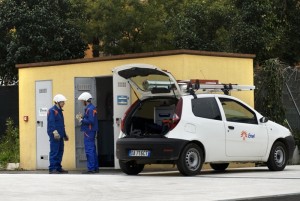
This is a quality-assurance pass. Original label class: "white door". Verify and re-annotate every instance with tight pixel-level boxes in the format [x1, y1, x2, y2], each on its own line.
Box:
[219, 97, 268, 157]
[225, 122, 268, 157]
[113, 70, 131, 168]
[36, 80, 52, 169]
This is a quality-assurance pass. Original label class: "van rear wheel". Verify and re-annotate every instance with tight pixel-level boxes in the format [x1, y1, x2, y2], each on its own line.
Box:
[177, 143, 203, 176]
[119, 160, 145, 175]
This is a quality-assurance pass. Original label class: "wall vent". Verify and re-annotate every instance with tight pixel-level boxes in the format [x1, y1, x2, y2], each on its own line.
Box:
[77, 84, 92, 91]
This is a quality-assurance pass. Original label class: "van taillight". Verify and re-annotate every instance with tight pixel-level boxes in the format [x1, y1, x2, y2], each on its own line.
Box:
[170, 98, 183, 130]
[121, 100, 139, 133]
[120, 118, 125, 133]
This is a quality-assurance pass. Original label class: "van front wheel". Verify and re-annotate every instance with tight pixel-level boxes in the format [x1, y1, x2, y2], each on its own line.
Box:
[267, 141, 287, 171]
[177, 143, 203, 176]
[119, 160, 145, 175]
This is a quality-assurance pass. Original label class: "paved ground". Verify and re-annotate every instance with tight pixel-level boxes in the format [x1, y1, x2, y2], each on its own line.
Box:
[0, 165, 300, 201]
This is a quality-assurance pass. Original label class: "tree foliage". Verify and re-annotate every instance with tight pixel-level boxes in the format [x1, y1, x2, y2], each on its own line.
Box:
[228, 0, 287, 62]
[0, 0, 87, 85]
[280, 0, 300, 64]
[162, 0, 300, 66]
[170, 0, 232, 52]
[83, 0, 180, 55]
[255, 59, 286, 124]
[1, 0, 300, 127]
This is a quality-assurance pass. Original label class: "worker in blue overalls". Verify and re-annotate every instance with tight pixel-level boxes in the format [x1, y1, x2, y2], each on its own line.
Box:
[47, 94, 69, 174]
[76, 92, 99, 174]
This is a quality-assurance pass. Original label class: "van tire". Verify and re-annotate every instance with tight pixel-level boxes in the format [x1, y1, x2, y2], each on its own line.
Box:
[119, 160, 145, 175]
[210, 163, 229, 171]
[177, 143, 203, 176]
[267, 141, 287, 171]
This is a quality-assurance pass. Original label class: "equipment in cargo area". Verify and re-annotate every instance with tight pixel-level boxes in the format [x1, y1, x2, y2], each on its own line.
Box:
[154, 105, 175, 126]
[142, 80, 175, 91]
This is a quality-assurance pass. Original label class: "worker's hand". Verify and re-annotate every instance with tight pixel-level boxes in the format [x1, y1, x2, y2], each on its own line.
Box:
[53, 130, 60, 140]
[76, 113, 83, 123]
[64, 134, 69, 141]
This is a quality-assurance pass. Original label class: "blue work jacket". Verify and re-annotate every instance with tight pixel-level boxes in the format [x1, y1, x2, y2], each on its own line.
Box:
[80, 103, 98, 132]
[47, 105, 66, 137]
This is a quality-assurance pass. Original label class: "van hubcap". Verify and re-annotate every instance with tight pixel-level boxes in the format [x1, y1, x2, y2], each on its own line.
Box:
[185, 148, 200, 171]
[274, 146, 285, 167]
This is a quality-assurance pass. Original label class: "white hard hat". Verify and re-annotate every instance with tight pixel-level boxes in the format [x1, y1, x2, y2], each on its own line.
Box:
[53, 94, 67, 102]
[78, 92, 93, 101]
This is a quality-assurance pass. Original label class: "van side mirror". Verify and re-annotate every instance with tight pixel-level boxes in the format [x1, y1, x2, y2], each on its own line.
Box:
[260, 117, 269, 123]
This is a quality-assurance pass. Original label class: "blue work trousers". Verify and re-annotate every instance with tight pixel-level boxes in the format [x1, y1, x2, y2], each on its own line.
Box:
[84, 131, 99, 171]
[49, 138, 64, 171]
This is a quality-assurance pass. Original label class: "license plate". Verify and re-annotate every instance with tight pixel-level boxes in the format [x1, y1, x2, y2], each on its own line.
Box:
[128, 150, 151, 157]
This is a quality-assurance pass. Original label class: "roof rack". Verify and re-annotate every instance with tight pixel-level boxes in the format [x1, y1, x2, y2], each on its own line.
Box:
[177, 79, 255, 96]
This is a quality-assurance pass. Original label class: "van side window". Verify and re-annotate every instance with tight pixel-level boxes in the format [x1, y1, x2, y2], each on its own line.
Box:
[219, 98, 257, 124]
[192, 97, 221, 120]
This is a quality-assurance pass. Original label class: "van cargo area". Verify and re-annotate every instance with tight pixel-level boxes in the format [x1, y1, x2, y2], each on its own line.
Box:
[122, 97, 178, 137]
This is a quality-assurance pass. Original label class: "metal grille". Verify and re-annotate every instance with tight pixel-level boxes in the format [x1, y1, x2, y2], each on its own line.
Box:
[39, 88, 47, 93]
[77, 84, 92, 91]
[118, 82, 126, 87]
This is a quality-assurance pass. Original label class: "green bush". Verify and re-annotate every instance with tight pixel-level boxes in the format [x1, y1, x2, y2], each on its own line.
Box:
[0, 118, 19, 167]
[293, 130, 300, 149]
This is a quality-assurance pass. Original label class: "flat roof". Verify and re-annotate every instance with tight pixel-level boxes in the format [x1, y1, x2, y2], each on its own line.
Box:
[16, 49, 255, 69]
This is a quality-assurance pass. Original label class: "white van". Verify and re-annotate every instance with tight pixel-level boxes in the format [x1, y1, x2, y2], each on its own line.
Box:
[114, 64, 295, 176]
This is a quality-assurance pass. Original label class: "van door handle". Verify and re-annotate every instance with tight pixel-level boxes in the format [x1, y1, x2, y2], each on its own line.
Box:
[228, 126, 234, 130]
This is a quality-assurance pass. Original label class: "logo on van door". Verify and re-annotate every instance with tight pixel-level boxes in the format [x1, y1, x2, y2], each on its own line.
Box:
[241, 130, 255, 140]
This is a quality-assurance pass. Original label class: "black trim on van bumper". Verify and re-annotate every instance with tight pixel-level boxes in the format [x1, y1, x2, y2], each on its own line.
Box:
[116, 137, 188, 163]
[285, 135, 296, 161]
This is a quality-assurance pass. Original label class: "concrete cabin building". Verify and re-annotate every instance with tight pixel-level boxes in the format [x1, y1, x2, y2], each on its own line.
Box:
[16, 49, 255, 170]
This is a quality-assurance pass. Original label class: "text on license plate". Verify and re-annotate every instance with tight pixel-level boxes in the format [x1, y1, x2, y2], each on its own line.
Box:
[128, 150, 151, 157]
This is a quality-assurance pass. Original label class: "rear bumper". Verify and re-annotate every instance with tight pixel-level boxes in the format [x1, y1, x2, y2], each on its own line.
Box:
[116, 137, 188, 163]
[285, 135, 296, 161]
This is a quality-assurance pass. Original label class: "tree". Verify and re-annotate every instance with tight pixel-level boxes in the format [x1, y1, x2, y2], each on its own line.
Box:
[83, 0, 177, 56]
[0, 0, 87, 85]
[169, 0, 300, 65]
[169, 0, 232, 52]
[230, 0, 300, 65]
[280, 0, 300, 65]
[228, 0, 289, 63]
[255, 59, 286, 124]
[71, 0, 300, 65]
[0, 0, 19, 85]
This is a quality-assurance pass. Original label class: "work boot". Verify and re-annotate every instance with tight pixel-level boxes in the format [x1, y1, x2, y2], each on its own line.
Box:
[81, 170, 95, 174]
[58, 169, 68, 174]
[49, 170, 61, 174]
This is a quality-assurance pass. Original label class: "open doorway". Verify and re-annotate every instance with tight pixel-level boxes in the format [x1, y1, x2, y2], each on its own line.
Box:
[75, 74, 130, 169]
[75, 76, 114, 168]
[95, 76, 114, 167]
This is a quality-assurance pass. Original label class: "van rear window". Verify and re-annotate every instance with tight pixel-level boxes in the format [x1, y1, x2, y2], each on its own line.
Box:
[192, 97, 221, 120]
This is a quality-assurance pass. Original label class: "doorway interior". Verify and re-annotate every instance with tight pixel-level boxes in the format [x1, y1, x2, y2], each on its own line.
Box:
[95, 76, 114, 167]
